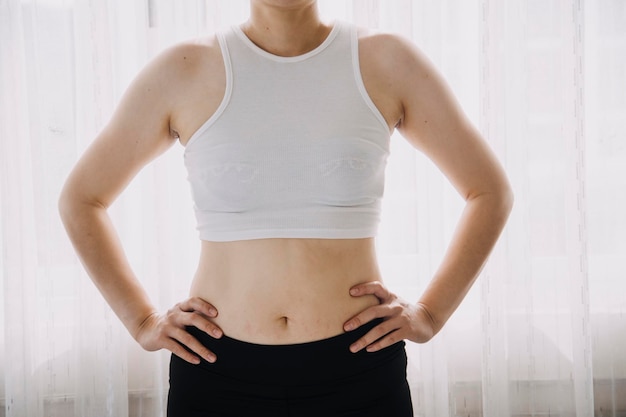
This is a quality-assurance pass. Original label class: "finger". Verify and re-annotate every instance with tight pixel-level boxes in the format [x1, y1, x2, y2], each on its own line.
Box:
[167, 310, 223, 339]
[365, 329, 403, 353]
[170, 327, 217, 363]
[186, 311, 223, 338]
[344, 303, 395, 331]
[179, 297, 218, 318]
[349, 281, 390, 302]
[349, 319, 400, 353]
[165, 338, 201, 364]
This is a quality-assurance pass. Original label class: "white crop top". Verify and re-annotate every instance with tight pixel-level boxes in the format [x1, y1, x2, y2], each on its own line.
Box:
[184, 21, 391, 242]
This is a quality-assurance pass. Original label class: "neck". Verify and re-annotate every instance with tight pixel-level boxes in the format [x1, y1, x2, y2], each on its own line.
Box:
[243, 1, 330, 57]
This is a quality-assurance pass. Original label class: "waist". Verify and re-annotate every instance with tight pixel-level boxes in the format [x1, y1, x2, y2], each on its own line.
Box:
[189, 238, 382, 344]
[180, 318, 407, 386]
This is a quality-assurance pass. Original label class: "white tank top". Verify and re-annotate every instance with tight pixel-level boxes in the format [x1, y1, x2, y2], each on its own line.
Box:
[184, 21, 390, 242]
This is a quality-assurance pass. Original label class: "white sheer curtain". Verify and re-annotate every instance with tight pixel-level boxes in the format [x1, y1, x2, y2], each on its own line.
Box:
[1, 0, 624, 416]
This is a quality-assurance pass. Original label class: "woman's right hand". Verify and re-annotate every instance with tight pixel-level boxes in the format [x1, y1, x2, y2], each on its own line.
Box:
[134, 297, 223, 364]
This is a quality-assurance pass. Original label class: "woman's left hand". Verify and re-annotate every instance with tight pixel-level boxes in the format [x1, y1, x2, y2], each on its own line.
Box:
[343, 281, 437, 353]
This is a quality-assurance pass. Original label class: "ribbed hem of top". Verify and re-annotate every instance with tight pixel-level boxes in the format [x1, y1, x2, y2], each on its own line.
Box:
[197, 227, 378, 243]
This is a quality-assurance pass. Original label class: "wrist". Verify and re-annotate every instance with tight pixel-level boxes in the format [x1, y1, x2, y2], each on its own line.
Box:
[415, 302, 438, 341]
[129, 309, 159, 341]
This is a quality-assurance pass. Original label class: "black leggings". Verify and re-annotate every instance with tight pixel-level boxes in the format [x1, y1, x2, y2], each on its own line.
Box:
[167, 319, 413, 416]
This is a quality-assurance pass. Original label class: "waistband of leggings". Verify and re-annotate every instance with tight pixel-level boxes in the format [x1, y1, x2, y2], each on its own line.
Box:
[184, 318, 406, 385]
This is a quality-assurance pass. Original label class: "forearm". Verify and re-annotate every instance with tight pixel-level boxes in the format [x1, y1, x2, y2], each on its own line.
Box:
[59, 199, 157, 339]
[417, 189, 513, 335]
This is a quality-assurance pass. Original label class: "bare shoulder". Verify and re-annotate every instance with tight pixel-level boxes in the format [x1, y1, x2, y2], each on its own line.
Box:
[356, 27, 433, 130]
[358, 27, 509, 202]
[61, 34, 226, 208]
[357, 28, 411, 128]
[357, 27, 438, 100]
[144, 34, 223, 98]
[105, 34, 223, 124]
[166, 35, 223, 76]
[135, 34, 226, 143]
[356, 27, 412, 57]
[357, 27, 465, 142]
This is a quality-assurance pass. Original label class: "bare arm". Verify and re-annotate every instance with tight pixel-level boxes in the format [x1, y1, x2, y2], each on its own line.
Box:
[59, 41, 222, 363]
[346, 33, 513, 350]
[395, 35, 513, 333]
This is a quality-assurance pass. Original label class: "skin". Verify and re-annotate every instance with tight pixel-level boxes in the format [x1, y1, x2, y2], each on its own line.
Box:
[59, 0, 513, 365]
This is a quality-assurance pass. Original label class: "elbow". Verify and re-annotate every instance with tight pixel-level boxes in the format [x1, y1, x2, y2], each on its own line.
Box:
[467, 182, 514, 221]
[491, 183, 514, 222]
[493, 185, 514, 232]
[58, 184, 80, 230]
[57, 183, 103, 229]
[57, 184, 72, 224]
[500, 183, 514, 216]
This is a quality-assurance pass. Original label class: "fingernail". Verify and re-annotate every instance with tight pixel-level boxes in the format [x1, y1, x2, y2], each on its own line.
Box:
[208, 308, 218, 317]
[345, 322, 355, 331]
[350, 343, 360, 353]
[207, 354, 216, 363]
[350, 288, 359, 295]
[212, 328, 222, 338]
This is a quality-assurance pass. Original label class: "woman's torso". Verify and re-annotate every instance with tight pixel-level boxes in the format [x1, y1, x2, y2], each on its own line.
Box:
[170, 24, 401, 344]
[190, 238, 381, 344]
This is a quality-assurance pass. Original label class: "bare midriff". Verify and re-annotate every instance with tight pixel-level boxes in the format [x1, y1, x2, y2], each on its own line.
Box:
[189, 237, 382, 345]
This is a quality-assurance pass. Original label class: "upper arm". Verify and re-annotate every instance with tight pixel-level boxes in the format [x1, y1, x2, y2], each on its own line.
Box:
[376, 34, 511, 201]
[61, 43, 195, 209]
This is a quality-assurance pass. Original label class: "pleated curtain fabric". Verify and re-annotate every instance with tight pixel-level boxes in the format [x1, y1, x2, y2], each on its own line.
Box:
[1, 1, 624, 416]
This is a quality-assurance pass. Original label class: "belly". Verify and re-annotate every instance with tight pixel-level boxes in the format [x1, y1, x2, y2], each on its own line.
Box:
[189, 238, 382, 344]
